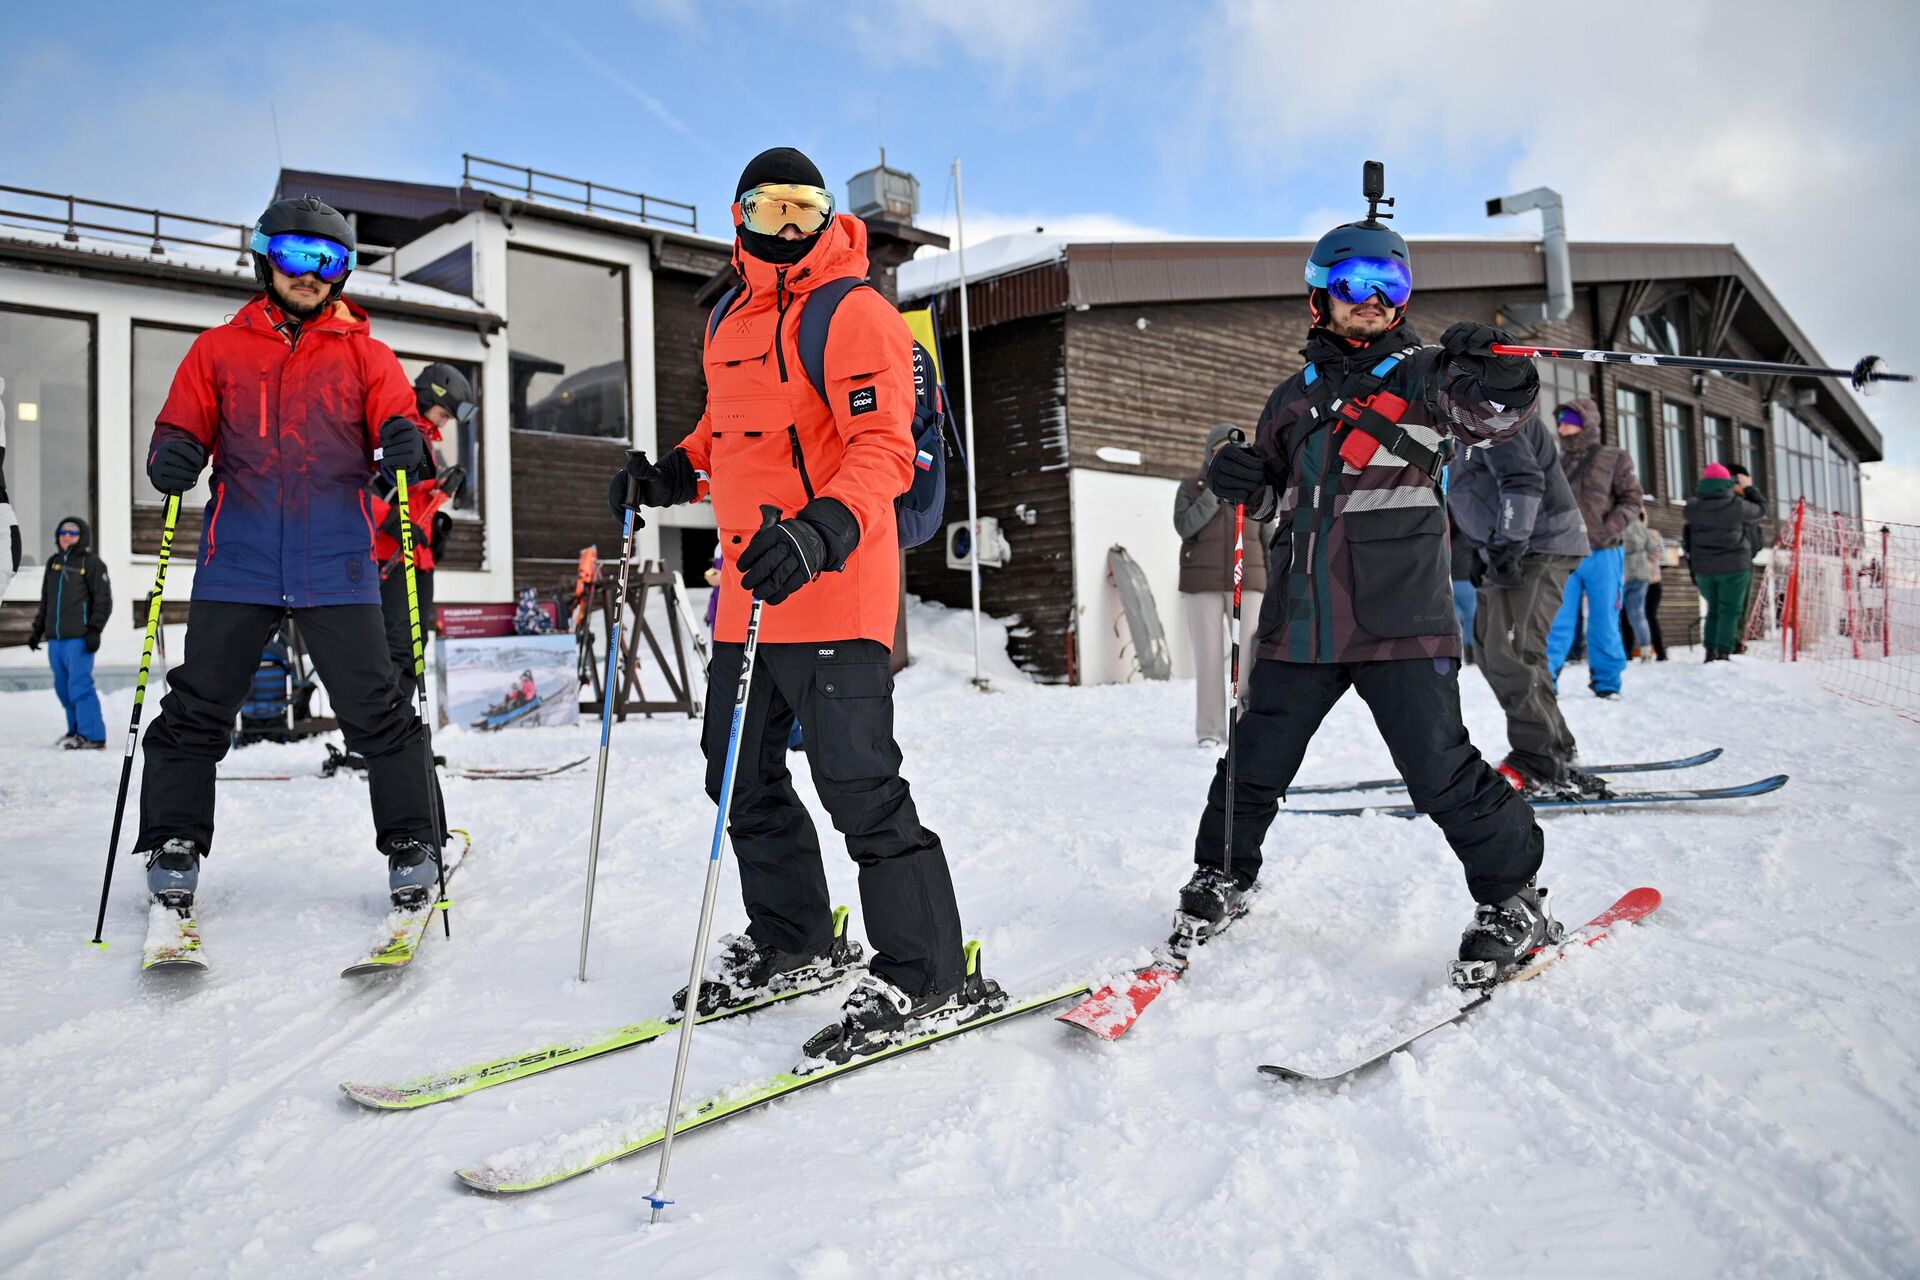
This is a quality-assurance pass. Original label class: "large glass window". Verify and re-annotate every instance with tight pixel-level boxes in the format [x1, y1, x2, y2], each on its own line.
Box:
[393, 354, 483, 516]
[1627, 294, 1692, 356]
[1704, 413, 1732, 468]
[132, 323, 209, 510]
[1662, 401, 1694, 504]
[1536, 360, 1592, 421]
[506, 247, 629, 439]
[2, 305, 93, 570]
[1740, 424, 1767, 498]
[1615, 386, 1654, 494]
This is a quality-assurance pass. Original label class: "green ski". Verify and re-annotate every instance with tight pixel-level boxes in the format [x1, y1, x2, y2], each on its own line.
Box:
[455, 979, 1090, 1194]
[340, 828, 472, 978]
[341, 907, 862, 1109]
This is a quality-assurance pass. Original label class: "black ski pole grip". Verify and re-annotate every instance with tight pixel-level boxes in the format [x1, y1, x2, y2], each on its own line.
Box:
[621, 450, 647, 528]
[759, 504, 783, 530]
[1229, 428, 1246, 445]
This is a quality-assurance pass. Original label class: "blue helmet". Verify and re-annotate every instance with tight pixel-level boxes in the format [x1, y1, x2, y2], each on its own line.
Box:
[1305, 221, 1410, 291]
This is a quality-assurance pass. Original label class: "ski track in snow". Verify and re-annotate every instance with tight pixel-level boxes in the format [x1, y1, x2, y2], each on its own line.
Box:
[3, 601, 1918, 1278]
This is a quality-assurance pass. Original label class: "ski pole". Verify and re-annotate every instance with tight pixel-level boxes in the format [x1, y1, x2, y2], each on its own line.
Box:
[647, 505, 780, 1224]
[395, 469, 452, 937]
[90, 492, 181, 948]
[578, 466, 645, 982]
[1488, 345, 1911, 396]
[1223, 429, 1247, 889]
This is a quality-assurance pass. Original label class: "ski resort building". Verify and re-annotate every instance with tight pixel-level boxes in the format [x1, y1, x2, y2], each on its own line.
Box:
[896, 236, 1884, 684]
[0, 158, 943, 668]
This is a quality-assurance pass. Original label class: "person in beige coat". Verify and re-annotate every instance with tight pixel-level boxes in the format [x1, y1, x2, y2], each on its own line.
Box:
[1175, 423, 1267, 747]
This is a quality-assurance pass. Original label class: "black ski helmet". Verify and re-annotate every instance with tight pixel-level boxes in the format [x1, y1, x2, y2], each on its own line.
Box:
[414, 363, 477, 424]
[1304, 164, 1411, 328]
[250, 196, 357, 298]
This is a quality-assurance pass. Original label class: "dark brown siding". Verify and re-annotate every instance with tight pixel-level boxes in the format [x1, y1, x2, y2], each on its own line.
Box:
[133, 503, 205, 561]
[509, 431, 627, 595]
[653, 269, 712, 445]
[1065, 300, 1295, 479]
[905, 314, 1074, 682]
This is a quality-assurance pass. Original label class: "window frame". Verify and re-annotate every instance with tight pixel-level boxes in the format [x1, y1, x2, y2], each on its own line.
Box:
[503, 243, 634, 442]
[1662, 400, 1695, 506]
[130, 319, 208, 509]
[1, 300, 99, 572]
[1614, 385, 1655, 498]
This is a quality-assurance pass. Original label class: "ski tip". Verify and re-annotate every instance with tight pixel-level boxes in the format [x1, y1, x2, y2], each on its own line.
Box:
[454, 1166, 515, 1194]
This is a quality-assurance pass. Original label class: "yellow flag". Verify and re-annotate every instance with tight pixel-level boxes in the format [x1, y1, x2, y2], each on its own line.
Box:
[902, 308, 943, 382]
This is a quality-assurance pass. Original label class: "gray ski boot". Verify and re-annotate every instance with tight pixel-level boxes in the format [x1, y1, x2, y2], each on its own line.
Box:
[144, 839, 202, 909]
[386, 838, 442, 910]
[1451, 882, 1565, 989]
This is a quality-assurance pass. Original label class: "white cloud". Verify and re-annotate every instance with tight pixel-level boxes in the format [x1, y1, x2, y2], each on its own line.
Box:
[847, 0, 1098, 72]
[1189, 0, 1920, 463]
[1863, 461, 1920, 526]
[915, 207, 1175, 251]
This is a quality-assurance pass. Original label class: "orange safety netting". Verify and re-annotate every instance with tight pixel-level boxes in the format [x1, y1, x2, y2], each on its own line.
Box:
[1745, 499, 1920, 723]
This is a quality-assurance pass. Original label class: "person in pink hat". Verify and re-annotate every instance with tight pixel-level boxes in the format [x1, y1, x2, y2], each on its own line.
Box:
[1683, 462, 1765, 661]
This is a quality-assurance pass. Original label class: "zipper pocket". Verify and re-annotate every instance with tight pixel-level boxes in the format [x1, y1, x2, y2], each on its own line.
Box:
[205, 481, 227, 562]
[787, 425, 816, 501]
[358, 490, 377, 547]
[259, 378, 268, 438]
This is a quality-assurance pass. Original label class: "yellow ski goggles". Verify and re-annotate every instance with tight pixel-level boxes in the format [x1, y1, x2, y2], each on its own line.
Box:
[737, 183, 835, 237]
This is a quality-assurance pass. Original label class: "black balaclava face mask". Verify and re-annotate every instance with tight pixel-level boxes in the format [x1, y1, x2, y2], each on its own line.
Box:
[736, 146, 829, 266]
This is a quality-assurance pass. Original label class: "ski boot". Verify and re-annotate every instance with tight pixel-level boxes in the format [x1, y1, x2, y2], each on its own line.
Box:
[144, 839, 203, 909]
[1451, 881, 1565, 990]
[673, 906, 865, 1018]
[65, 736, 106, 750]
[386, 838, 442, 910]
[799, 940, 1007, 1069]
[1175, 865, 1257, 944]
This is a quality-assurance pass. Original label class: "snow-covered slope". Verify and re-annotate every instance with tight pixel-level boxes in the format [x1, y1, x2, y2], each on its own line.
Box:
[3, 603, 1916, 1278]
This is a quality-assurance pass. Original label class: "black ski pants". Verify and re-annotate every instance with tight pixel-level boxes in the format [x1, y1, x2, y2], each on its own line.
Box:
[703, 638, 964, 1000]
[379, 563, 434, 706]
[137, 600, 434, 856]
[1194, 656, 1543, 905]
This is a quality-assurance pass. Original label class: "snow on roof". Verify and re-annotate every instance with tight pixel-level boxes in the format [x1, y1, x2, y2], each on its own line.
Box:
[0, 220, 494, 318]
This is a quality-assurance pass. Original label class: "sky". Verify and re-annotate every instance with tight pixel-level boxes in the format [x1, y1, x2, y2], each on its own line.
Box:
[6, 0, 1918, 515]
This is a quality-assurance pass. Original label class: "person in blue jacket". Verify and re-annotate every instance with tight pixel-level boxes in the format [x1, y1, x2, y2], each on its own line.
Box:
[28, 514, 112, 748]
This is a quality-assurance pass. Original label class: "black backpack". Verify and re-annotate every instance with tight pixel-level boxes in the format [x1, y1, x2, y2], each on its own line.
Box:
[707, 278, 955, 548]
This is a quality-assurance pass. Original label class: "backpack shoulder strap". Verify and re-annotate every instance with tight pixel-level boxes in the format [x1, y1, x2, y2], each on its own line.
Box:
[795, 277, 870, 405]
[705, 285, 741, 343]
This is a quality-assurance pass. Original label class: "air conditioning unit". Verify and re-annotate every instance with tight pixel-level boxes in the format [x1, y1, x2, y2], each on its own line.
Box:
[946, 517, 1011, 570]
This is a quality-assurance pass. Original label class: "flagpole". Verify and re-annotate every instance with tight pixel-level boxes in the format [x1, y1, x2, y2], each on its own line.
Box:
[952, 155, 987, 691]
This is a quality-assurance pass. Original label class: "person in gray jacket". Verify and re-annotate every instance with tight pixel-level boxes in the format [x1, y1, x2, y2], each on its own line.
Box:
[1175, 423, 1267, 747]
[1447, 405, 1598, 796]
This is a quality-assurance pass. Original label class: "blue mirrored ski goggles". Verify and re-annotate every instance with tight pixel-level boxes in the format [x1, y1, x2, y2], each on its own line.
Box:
[251, 230, 356, 282]
[1312, 255, 1413, 308]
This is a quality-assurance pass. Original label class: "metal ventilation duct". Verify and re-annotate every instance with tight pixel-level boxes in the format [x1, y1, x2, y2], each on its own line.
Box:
[1486, 186, 1572, 325]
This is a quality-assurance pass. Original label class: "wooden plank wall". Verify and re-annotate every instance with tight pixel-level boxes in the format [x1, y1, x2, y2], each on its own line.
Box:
[653, 268, 712, 447]
[509, 430, 628, 597]
[905, 314, 1075, 682]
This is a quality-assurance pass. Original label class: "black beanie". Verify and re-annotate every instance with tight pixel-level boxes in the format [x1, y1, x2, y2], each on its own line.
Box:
[735, 147, 826, 199]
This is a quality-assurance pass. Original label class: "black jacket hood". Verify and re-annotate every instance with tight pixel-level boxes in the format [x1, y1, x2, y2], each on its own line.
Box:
[53, 514, 90, 554]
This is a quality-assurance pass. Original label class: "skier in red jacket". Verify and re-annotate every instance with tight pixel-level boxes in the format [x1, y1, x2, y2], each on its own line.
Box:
[139, 197, 444, 913]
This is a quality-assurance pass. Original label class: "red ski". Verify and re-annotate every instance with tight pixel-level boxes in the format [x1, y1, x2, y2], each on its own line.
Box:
[1056, 957, 1187, 1040]
[1257, 887, 1661, 1084]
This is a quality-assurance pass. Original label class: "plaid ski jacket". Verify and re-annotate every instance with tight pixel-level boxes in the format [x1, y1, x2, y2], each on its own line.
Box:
[1243, 324, 1537, 663]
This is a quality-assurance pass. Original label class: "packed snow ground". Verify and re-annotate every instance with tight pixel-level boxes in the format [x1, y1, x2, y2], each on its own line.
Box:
[4, 601, 1918, 1279]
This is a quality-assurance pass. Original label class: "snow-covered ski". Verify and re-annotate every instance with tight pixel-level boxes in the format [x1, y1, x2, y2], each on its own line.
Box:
[341, 913, 864, 1109]
[141, 903, 208, 971]
[1056, 896, 1255, 1041]
[1285, 748, 1724, 796]
[221, 754, 589, 783]
[339, 829, 472, 978]
[1284, 774, 1787, 818]
[454, 980, 1090, 1194]
[1257, 887, 1661, 1085]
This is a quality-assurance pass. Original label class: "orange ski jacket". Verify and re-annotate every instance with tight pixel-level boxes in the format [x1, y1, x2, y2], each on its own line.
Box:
[678, 214, 917, 647]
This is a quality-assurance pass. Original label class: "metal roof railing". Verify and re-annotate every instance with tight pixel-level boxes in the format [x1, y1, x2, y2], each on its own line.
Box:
[460, 154, 698, 232]
[0, 183, 404, 282]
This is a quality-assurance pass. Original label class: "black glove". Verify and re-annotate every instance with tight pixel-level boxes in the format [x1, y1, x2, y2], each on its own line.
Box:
[1477, 543, 1526, 590]
[380, 505, 405, 539]
[147, 437, 206, 495]
[737, 499, 860, 605]
[1206, 443, 1267, 505]
[431, 511, 454, 553]
[437, 464, 470, 505]
[84, 631, 102, 654]
[607, 449, 697, 518]
[377, 416, 426, 480]
[27, 629, 41, 652]
[1440, 322, 1537, 395]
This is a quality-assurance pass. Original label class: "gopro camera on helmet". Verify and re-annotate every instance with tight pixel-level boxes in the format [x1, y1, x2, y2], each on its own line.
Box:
[1305, 160, 1413, 319]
